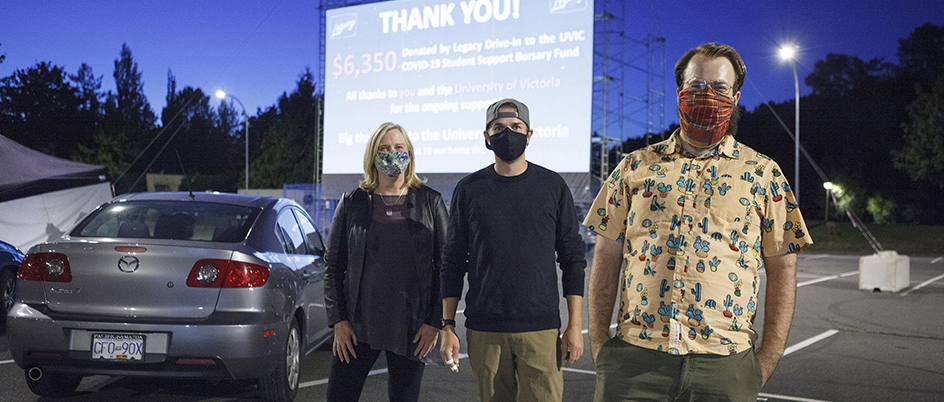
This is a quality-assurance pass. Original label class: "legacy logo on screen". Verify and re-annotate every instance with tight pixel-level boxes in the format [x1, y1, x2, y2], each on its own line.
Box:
[331, 14, 357, 38]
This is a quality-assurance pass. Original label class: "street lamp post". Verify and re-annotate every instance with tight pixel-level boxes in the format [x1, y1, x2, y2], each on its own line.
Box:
[823, 182, 833, 224]
[216, 91, 249, 190]
[779, 44, 800, 204]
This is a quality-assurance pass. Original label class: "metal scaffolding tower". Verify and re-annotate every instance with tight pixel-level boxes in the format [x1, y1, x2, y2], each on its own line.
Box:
[592, 0, 666, 182]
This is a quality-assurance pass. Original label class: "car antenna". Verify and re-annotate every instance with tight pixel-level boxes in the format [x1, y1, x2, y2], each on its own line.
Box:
[175, 150, 195, 199]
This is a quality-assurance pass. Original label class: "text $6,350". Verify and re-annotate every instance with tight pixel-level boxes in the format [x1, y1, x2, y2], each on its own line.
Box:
[332, 51, 398, 80]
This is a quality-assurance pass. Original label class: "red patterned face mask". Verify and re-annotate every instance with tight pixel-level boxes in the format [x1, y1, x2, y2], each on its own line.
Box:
[677, 88, 734, 147]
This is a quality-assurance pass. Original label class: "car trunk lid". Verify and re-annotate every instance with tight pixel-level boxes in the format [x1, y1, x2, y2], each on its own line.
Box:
[40, 242, 236, 319]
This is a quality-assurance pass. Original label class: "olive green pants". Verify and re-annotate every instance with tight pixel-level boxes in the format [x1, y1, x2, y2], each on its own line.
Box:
[466, 328, 563, 402]
[594, 337, 763, 402]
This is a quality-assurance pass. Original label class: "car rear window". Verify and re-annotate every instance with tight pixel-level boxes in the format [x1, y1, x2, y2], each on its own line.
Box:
[71, 200, 261, 242]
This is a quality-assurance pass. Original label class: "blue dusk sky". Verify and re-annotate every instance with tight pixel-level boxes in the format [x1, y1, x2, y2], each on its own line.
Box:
[1, 0, 941, 133]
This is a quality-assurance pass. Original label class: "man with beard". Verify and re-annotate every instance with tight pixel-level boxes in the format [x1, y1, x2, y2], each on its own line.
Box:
[440, 98, 586, 402]
[583, 43, 813, 401]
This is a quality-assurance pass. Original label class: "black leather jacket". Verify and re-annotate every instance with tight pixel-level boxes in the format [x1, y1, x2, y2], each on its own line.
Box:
[324, 185, 447, 329]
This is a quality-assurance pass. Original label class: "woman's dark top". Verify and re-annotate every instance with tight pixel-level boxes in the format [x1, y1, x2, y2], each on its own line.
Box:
[324, 185, 448, 359]
[352, 195, 415, 356]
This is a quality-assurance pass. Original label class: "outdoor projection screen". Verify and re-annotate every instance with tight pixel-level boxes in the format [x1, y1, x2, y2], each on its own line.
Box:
[324, 0, 593, 174]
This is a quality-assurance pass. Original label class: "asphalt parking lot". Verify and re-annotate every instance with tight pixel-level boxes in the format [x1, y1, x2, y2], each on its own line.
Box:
[2, 252, 943, 401]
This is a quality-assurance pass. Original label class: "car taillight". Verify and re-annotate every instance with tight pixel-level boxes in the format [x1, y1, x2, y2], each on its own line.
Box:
[19, 253, 73, 282]
[186, 259, 269, 288]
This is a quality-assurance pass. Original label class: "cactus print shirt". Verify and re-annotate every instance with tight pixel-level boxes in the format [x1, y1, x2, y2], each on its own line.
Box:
[583, 131, 813, 355]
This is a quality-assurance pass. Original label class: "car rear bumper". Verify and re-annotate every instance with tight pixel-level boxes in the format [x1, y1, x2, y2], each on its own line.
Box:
[6, 302, 287, 380]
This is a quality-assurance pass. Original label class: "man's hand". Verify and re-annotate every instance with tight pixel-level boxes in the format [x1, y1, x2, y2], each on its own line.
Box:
[440, 326, 461, 372]
[412, 324, 440, 359]
[561, 324, 584, 367]
[441, 297, 461, 372]
[561, 294, 585, 366]
[332, 320, 358, 363]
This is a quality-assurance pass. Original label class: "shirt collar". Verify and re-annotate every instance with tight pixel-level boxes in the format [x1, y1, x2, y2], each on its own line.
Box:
[657, 129, 740, 159]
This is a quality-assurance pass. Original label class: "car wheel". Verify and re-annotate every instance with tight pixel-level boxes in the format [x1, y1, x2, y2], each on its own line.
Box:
[1, 267, 16, 330]
[258, 318, 300, 402]
[24, 368, 82, 397]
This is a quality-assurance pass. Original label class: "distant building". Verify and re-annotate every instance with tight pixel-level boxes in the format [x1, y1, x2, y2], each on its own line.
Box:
[146, 173, 185, 192]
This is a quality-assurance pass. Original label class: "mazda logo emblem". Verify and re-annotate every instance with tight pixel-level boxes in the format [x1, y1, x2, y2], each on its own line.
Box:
[118, 255, 140, 273]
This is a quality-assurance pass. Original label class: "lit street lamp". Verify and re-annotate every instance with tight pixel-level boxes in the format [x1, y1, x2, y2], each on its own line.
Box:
[823, 181, 833, 224]
[216, 90, 249, 190]
[779, 44, 800, 204]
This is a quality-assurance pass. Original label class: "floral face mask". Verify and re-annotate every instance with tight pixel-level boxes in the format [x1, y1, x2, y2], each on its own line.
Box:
[374, 150, 410, 177]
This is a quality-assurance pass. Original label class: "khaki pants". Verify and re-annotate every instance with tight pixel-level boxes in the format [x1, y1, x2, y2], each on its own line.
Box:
[466, 328, 563, 402]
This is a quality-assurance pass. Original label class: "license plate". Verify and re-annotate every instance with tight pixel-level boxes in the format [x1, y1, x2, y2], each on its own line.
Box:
[92, 333, 145, 361]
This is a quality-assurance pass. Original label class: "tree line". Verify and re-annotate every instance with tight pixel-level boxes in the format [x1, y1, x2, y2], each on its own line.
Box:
[0, 43, 322, 194]
[2, 23, 943, 224]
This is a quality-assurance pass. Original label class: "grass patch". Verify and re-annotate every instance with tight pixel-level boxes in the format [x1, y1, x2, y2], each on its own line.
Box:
[806, 222, 944, 256]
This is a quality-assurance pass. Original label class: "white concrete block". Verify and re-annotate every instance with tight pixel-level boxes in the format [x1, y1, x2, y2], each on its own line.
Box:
[859, 251, 910, 292]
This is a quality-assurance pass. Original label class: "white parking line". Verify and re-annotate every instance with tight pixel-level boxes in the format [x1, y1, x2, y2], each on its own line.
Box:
[299, 353, 469, 389]
[784, 329, 839, 356]
[931, 257, 942, 264]
[299, 368, 389, 388]
[0, 359, 13, 365]
[797, 271, 858, 287]
[758, 392, 834, 402]
[900, 273, 944, 297]
[581, 323, 619, 334]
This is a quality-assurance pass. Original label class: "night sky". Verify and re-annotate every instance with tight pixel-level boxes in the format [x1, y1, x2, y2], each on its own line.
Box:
[1, 0, 941, 131]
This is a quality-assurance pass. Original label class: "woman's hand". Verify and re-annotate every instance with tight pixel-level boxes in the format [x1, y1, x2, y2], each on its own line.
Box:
[332, 320, 358, 363]
[412, 324, 440, 359]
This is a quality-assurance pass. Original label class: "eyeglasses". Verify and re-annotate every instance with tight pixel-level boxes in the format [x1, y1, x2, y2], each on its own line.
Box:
[684, 79, 733, 96]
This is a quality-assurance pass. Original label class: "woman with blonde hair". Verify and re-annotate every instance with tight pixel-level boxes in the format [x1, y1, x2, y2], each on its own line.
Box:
[324, 122, 448, 401]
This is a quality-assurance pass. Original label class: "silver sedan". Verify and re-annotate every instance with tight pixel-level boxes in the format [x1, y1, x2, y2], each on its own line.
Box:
[6, 192, 331, 402]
